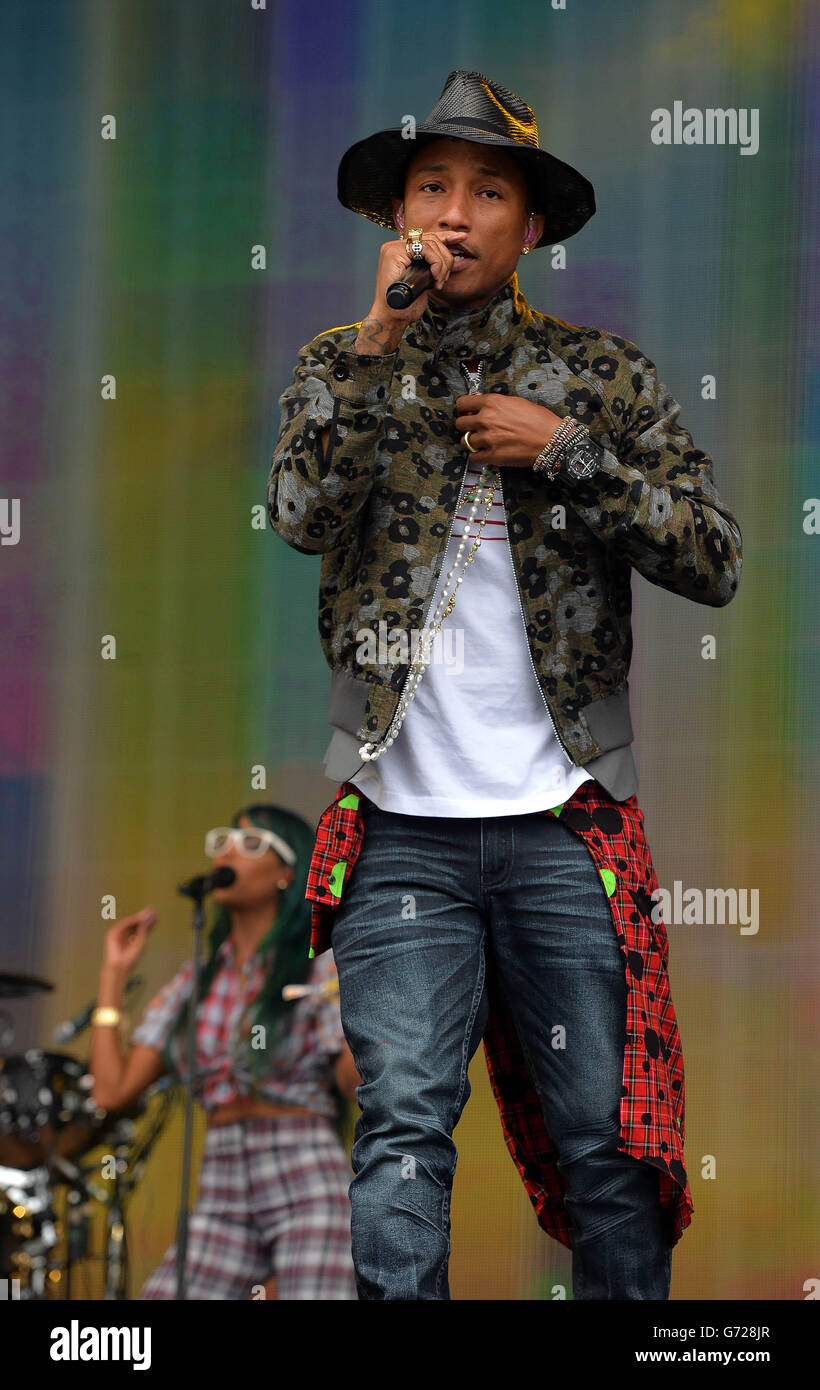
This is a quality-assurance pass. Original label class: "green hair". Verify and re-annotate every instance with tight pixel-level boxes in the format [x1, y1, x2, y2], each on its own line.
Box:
[164, 803, 350, 1140]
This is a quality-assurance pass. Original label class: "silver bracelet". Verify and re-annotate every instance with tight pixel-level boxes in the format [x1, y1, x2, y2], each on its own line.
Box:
[533, 419, 588, 479]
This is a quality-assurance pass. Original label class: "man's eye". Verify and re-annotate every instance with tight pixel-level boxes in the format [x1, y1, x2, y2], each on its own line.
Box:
[420, 182, 442, 193]
[480, 189, 501, 199]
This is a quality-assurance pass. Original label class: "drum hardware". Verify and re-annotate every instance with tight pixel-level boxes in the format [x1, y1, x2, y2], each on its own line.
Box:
[0, 1079, 177, 1298]
[0, 970, 175, 1298]
[0, 1164, 59, 1299]
[100, 1077, 177, 1300]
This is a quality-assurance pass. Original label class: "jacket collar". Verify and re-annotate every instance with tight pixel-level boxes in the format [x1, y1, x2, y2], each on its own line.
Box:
[405, 272, 530, 363]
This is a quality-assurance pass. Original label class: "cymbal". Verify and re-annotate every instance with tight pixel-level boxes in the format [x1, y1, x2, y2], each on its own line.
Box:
[0, 972, 54, 1000]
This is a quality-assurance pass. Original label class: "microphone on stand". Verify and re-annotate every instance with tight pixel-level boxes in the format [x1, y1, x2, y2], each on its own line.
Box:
[174, 864, 235, 1297]
[177, 865, 236, 901]
[54, 975, 143, 1044]
[385, 258, 433, 310]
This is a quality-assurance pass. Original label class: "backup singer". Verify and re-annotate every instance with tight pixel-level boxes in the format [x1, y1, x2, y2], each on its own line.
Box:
[268, 71, 743, 1298]
[90, 804, 359, 1299]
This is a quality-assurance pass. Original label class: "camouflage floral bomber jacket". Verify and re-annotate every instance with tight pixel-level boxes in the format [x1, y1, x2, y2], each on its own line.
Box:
[267, 274, 742, 799]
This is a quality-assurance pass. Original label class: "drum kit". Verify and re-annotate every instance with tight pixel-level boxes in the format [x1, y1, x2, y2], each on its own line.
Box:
[0, 970, 175, 1300]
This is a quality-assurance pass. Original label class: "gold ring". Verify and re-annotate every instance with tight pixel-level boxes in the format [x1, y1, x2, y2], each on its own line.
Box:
[406, 227, 424, 258]
[463, 431, 477, 453]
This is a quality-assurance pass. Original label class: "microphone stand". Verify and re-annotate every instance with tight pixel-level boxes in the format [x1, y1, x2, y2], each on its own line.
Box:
[174, 891, 206, 1300]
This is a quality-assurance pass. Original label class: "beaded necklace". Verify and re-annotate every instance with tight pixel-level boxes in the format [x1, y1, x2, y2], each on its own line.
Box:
[359, 360, 499, 762]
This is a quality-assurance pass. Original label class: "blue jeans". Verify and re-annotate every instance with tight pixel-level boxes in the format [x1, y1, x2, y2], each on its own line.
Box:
[331, 794, 674, 1300]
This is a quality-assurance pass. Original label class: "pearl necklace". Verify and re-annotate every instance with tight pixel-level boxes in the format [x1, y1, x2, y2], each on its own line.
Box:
[359, 361, 498, 763]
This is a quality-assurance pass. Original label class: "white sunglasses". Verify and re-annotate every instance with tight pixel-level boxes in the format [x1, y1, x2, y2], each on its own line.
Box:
[204, 826, 297, 864]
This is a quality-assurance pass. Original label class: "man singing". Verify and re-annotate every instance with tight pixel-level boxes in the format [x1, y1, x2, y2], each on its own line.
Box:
[267, 70, 742, 1300]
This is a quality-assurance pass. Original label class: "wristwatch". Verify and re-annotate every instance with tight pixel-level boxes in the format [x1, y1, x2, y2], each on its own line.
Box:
[561, 433, 604, 482]
[533, 419, 604, 483]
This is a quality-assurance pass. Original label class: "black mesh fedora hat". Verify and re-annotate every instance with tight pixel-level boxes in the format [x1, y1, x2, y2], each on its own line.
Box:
[337, 69, 595, 248]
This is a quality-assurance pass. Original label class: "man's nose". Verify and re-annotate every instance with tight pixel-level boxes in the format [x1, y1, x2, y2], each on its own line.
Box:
[437, 192, 471, 229]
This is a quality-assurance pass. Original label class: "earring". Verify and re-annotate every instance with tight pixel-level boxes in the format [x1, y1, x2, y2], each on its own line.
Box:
[521, 245, 531, 255]
[277, 880, 288, 889]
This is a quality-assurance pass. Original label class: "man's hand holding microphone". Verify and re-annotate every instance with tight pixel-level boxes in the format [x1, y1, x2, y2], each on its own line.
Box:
[352, 228, 466, 356]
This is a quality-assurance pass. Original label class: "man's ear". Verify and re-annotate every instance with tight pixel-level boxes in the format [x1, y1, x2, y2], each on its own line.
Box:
[525, 211, 545, 246]
[392, 198, 405, 232]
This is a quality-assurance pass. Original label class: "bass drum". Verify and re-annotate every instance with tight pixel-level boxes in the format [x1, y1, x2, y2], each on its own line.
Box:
[0, 1051, 104, 1170]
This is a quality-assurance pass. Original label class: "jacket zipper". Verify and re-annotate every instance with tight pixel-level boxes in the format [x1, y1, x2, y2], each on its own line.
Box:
[364, 458, 469, 753]
[371, 352, 573, 764]
[417, 454, 473, 657]
[497, 473, 574, 765]
[410, 462, 575, 768]
[393, 355, 478, 708]
[416, 357, 485, 636]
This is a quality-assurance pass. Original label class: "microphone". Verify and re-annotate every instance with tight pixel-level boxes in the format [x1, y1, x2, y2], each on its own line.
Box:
[177, 865, 237, 901]
[54, 975, 143, 1044]
[386, 258, 433, 310]
[282, 978, 340, 1001]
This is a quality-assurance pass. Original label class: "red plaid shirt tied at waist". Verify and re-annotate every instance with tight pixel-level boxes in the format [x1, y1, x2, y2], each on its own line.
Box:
[305, 779, 694, 1249]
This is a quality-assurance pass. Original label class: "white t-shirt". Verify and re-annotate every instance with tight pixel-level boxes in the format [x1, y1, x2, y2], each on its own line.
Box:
[351, 464, 593, 817]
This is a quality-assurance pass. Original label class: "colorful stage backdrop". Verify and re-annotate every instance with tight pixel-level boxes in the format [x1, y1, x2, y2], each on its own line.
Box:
[0, 0, 816, 1298]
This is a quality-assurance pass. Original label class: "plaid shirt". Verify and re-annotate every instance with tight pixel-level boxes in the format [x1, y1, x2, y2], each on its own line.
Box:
[306, 780, 694, 1248]
[131, 937, 344, 1119]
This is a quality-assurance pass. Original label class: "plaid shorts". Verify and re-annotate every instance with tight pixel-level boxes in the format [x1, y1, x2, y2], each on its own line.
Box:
[138, 1115, 357, 1300]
